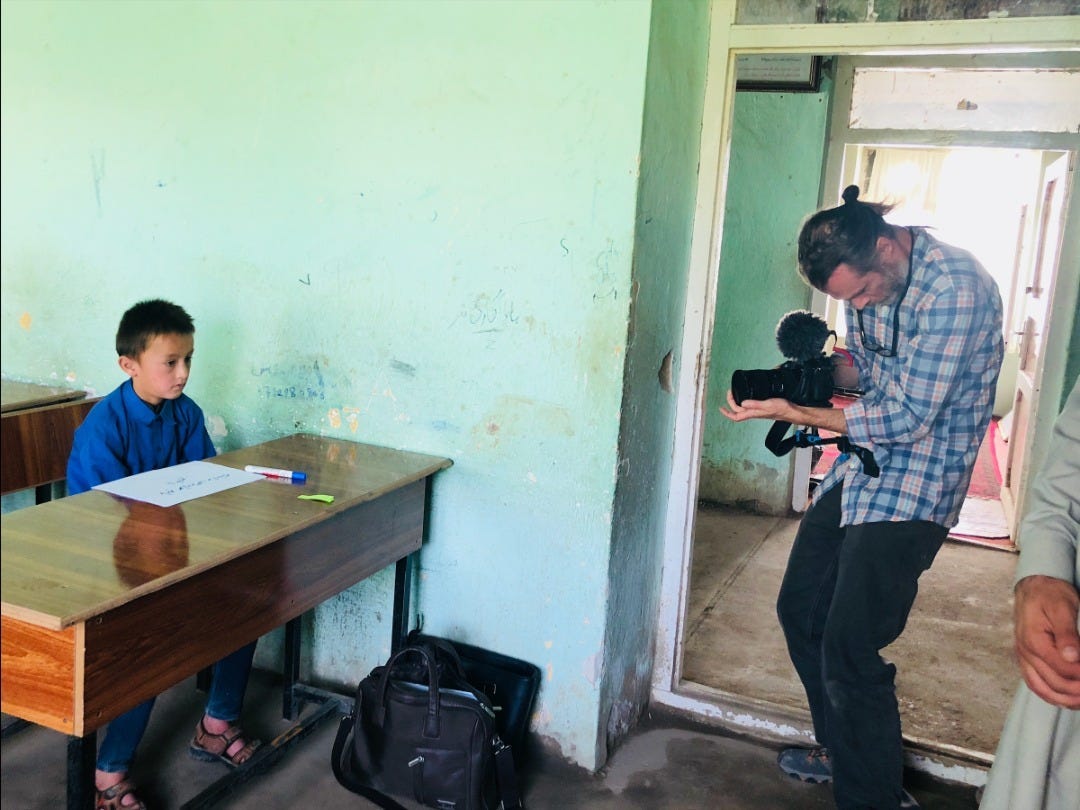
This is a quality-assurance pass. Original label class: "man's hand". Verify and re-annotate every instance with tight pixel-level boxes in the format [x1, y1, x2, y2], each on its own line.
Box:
[719, 390, 795, 423]
[720, 390, 849, 435]
[1014, 574, 1080, 709]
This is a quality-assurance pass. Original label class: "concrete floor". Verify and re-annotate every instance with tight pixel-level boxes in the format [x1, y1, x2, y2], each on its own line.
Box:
[682, 504, 1018, 764]
[1, 504, 1003, 809]
[0, 669, 980, 809]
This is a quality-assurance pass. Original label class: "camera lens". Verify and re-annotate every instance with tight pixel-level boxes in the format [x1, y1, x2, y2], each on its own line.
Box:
[731, 369, 788, 405]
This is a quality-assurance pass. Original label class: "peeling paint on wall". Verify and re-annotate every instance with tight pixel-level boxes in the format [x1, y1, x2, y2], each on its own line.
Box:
[582, 651, 601, 686]
[206, 414, 228, 442]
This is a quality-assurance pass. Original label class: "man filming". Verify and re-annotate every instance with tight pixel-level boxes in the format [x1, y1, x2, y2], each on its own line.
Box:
[721, 185, 1004, 809]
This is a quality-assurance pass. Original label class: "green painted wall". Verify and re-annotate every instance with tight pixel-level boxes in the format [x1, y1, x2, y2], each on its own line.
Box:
[0, 0, 665, 770]
[699, 84, 832, 513]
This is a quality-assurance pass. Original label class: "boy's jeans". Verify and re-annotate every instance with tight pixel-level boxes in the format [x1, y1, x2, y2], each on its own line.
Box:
[96, 641, 257, 773]
[777, 484, 946, 810]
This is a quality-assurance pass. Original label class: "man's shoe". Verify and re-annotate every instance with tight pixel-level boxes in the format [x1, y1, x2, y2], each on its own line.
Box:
[776, 746, 832, 783]
[900, 788, 921, 809]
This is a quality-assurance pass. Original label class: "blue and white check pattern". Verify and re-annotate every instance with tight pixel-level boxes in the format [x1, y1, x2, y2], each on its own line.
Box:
[813, 228, 1004, 528]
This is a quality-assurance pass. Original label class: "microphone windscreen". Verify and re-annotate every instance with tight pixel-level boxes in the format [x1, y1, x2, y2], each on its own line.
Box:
[776, 310, 832, 362]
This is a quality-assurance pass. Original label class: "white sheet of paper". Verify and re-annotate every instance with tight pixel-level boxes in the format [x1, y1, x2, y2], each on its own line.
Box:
[92, 460, 263, 507]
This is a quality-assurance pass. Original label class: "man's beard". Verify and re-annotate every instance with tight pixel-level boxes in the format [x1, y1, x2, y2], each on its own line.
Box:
[872, 253, 909, 307]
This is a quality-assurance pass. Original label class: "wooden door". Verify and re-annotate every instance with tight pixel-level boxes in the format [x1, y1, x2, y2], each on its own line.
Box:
[1000, 152, 1071, 537]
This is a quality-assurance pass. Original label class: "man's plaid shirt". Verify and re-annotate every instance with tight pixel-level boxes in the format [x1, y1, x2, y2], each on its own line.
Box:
[814, 227, 1004, 528]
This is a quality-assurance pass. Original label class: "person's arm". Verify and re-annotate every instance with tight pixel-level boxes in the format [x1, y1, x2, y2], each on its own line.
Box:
[721, 389, 848, 434]
[1012, 381, 1080, 709]
[66, 405, 131, 495]
[1013, 575, 1080, 708]
[176, 397, 217, 462]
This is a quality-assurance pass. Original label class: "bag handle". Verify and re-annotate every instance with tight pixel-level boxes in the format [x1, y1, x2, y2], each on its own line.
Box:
[374, 645, 441, 738]
[407, 630, 469, 681]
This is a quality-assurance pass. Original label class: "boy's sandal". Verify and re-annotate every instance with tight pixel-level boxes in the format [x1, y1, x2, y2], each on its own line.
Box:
[95, 779, 146, 810]
[189, 718, 261, 768]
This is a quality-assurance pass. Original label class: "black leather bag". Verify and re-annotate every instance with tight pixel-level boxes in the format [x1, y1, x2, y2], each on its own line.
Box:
[406, 631, 540, 768]
[332, 643, 522, 810]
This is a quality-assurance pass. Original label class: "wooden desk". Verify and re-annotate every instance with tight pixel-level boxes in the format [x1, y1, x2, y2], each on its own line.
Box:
[1, 433, 451, 809]
[1, 380, 97, 501]
[1, 379, 88, 413]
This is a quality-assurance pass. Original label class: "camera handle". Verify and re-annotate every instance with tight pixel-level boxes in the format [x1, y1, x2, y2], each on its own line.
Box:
[764, 421, 880, 478]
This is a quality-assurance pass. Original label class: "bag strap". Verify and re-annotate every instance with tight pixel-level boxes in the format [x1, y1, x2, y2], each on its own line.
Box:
[331, 714, 410, 810]
[765, 420, 880, 478]
[494, 736, 524, 809]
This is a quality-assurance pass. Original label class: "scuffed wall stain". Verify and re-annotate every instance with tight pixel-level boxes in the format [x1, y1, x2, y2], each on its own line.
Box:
[90, 148, 105, 216]
[582, 650, 602, 686]
[206, 414, 228, 442]
[343, 406, 361, 432]
[472, 395, 575, 451]
[698, 459, 790, 515]
[390, 358, 416, 377]
[429, 419, 460, 433]
[19, 312, 31, 330]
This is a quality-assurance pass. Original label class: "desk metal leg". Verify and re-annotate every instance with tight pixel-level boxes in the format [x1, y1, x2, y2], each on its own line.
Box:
[35, 483, 53, 505]
[282, 617, 302, 720]
[280, 550, 413, 720]
[391, 552, 416, 655]
[66, 731, 96, 810]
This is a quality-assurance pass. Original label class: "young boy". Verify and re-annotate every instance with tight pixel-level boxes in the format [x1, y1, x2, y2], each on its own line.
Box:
[67, 299, 260, 810]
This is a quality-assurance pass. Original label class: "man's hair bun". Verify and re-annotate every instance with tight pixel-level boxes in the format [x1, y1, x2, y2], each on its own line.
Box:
[842, 185, 860, 204]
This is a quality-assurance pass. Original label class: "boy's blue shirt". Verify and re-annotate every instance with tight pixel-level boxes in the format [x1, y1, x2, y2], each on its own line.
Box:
[66, 378, 216, 495]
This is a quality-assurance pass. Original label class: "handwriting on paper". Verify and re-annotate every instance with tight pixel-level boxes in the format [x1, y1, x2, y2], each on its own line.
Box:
[92, 461, 263, 508]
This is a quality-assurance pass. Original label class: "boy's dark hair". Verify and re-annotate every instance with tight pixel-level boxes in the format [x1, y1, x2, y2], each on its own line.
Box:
[797, 185, 896, 291]
[116, 299, 195, 358]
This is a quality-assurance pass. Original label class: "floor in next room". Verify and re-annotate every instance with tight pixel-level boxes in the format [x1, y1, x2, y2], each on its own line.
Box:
[682, 503, 1019, 762]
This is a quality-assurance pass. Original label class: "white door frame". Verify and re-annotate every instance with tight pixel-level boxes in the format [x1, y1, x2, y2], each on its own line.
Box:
[652, 0, 1080, 760]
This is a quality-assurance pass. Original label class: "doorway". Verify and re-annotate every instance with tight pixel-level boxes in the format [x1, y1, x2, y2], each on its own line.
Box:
[803, 140, 1073, 546]
[805, 56, 1079, 539]
[652, 24, 1080, 786]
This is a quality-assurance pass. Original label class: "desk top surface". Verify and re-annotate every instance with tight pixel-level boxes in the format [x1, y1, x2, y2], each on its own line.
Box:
[1, 380, 88, 414]
[1, 434, 451, 630]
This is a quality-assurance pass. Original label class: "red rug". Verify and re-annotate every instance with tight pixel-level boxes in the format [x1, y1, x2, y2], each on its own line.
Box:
[950, 419, 1014, 551]
[966, 418, 1002, 499]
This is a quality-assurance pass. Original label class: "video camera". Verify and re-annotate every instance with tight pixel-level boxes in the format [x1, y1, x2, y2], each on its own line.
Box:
[731, 310, 836, 408]
[731, 310, 879, 477]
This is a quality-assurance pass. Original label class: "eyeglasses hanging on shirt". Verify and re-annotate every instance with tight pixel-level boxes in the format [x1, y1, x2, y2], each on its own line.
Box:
[857, 227, 915, 358]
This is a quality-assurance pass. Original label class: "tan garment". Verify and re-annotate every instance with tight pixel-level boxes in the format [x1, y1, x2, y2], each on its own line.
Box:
[981, 380, 1080, 810]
